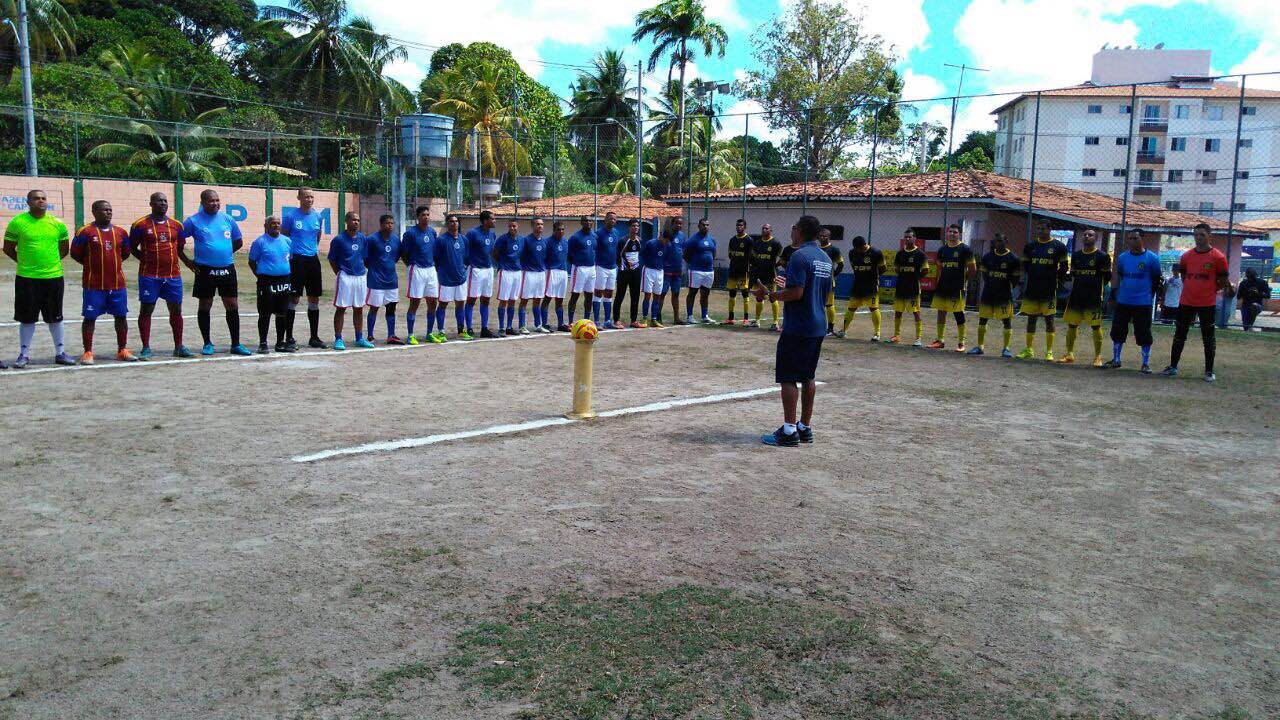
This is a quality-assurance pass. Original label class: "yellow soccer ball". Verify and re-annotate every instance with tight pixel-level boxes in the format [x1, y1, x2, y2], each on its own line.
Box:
[570, 318, 599, 341]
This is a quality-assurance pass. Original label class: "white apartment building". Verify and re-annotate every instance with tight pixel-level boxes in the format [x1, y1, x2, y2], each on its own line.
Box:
[992, 48, 1280, 222]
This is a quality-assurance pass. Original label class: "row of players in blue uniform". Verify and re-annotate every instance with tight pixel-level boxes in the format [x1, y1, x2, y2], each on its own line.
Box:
[299, 206, 720, 350]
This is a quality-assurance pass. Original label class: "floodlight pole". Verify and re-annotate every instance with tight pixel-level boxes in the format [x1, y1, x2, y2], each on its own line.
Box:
[636, 61, 644, 221]
[17, 0, 38, 175]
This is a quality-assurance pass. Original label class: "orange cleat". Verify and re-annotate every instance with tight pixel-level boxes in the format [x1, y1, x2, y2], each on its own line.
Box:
[926, 340, 945, 349]
[888, 335, 901, 344]
[79, 351, 95, 365]
[116, 348, 138, 362]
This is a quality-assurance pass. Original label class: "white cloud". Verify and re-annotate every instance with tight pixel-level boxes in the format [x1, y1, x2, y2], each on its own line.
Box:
[382, 58, 426, 89]
[717, 98, 789, 144]
[1228, 40, 1280, 89]
[851, 0, 930, 57]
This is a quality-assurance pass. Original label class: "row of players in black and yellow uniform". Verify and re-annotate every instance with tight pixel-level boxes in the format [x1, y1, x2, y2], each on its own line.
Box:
[718, 220, 1113, 365]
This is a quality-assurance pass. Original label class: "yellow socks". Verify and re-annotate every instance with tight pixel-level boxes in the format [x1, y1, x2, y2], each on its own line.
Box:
[935, 318, 945, 343]
[913, 317, 923, 340]
[957, 324, 967, 346]
[1045, 331, 1056, 354]
[754, 300, 763, 320]
[870, 307, 881, 336]
[771, 301, 780, 324]
[1064, 325, 1078, 353]
[977, 323, 987, 348]
[841, 308, 855, 333]
[1025, 330, 1036, 351]
[1002, 327, 1013, 350]
[1092, 327, 1103, 358]
[825, 305, 836, 327]
[894, 313, 903, 336]
[740, 294, 749, 318]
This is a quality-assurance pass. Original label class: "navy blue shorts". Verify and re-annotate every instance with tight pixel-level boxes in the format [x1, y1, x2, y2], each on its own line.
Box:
[662, 272, 683, 294]
[83, 288, 129, 319]
[775, 333, 824, 383]
[138, 275, 183, 305]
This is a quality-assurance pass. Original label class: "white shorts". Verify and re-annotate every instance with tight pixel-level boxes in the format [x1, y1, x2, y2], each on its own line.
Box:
[366, 287, 398, 307]
[496, 269, 523, 301]
[545, 269, 568, 299]
[333, 272, 368, 308]
[688, 269, 715, 289]
[521, 271, 546, 299]
[642, 267, 665, 294]
[594, 266, 618, 292]
[570, 265, 595, 294]
[439, 283, 467, 303]
[406, 265, 438, 299]
[467, 267, 494, 298]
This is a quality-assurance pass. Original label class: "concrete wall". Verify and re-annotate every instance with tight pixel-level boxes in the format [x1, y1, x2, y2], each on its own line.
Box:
[1090, 49, 1211, 85]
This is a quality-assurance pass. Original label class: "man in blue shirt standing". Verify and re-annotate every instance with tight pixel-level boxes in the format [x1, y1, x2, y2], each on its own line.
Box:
[326, 211, 372, 350]
[436, 213, 470, 341]
[464, 210, 498, 339]
[519, 218, 550, 334]
[180, 189, 251, 356]
[593, 211, 623, 328]
[281, 187, 327, 348]
[401, 204, 439, 345]
[639, 228, 668, 327]
[364, 214, 402, 345]
[755, 215, 832, 447]
[1103, 229, 1162, 373]
[567, 215, 597, 324]
[660, 216, 687, 324]
[542, 220, 571, 332]
[684, 216, 717, 324]
[248, 215, 294, 354]
[493, 219, 525, 335]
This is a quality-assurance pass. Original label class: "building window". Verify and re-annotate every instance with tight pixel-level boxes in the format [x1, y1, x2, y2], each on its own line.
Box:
[1173, 105, 1191, 119]
[1142, 104, 1161, 119]
[1113, 169, 1127, 177]
[1238, 138, 1253, 148]
[1082, 168, 1097, 177]
[1085, 136, 1100, 145]
[1138, 168, 1156, 185]
[1242, 106, 1257, 116]
[1205, 138, 1221, 152]
[1200, 170, 1218, 184]
[1116, 137, 1129, 146]
[1087, 104, 1102, 114]
[1206, 104, 1224, 120]
[1167, 170, 1183, 184]
[1233, 202, 1246, 211]
[1236, 170, 1250, 179]
[1165, 201, 1181, 210]
[1170, 137, 1187, 151]
[1120, 105, 1131, 114]
[1199, 201, 1215, 213]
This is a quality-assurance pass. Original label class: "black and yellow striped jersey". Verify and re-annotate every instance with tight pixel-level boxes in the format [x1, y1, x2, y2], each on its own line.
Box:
[727, 234, 752, 277]
[820, 244, 844, 277]
[847, 247, 885, 298]
[979, 250, 1020, 305]
[1066, 248, 1111, 307]
[893, 247, 929, 299]
[1021, 238, 1069, 301]
[933, 242, 975, 299]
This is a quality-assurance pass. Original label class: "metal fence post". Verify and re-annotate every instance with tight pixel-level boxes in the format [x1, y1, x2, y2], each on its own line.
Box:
[942, 96, 958, 233]
[265, 130, 273, 216]
[868, 105, 881, 245]
[1118, 84, 1137, 241]
[686, 113, 694, 231]
[478, 128, 485, 212]
[802, 107, 811, 215]
[1226, 75, 1247, 276]
[73, 116, 80, 179]
[551, 134, 558, 222]
[740, 112, 749, 220]
[1025, 92, 1042, 248]
[593, 124, 599, 218]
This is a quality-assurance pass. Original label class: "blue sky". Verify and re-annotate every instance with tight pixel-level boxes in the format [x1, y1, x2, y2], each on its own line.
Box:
[353, 0, 1280, 140]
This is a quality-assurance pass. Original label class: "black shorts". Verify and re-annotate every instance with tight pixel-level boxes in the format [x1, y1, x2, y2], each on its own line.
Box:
[256, 275, 293, 315]
[193, 264, 238, 299]
[290, 255, 323, 297]
[775, 333, 824, 384]
[749, 268, 777, 290]
[13, 275, 65, 324]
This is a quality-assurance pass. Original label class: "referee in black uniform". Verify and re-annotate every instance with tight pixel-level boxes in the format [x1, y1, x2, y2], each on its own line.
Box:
[755, 215, 832, 447]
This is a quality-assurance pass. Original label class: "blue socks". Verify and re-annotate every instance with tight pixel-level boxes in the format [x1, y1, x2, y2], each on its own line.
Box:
[518, 308, 526, 328]
[435, 306, 445, 333]
[642, 298, 650, 320]
[603, 301, 612, 323]
[464, 300, 475, 332]
[454, 305, 466, 333]
[385, 308, 395, 337]
[1112, 341, 1123, 363]
[533, 305, 543, 328]
[556, 305, 565, 327]
[366, 312, 376, 338]
[406, 312, 416, 337]
[592, 300, 601, 323]
[426, 307, 435, 335]
[479, 303, 489, 330]
[1141, 345, 1151, 365]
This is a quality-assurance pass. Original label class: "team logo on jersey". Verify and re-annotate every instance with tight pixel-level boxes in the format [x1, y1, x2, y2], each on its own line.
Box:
[351, 242, 359, 251]
[1137, 262, 1145, 269]
[223, 230, 232, 239]
[295, 220, 303, 228]
[385, 245, 392, 253]
[103, 240, 113, 250]
[1203, 262, 1213, 271]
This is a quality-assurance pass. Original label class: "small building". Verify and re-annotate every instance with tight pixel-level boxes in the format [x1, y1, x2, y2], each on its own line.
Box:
[453, 193, 681, 238]
[660, 169, 1265, 281]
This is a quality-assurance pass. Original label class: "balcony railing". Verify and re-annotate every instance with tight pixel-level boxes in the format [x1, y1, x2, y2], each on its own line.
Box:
[1134, 184, 1163, 196]
[1139, 118, 1169, 132]
[1136, 151, 1165, 164]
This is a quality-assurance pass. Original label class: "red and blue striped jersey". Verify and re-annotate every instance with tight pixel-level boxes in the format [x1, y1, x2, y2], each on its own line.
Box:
[128, 215, 184, 278]
[71, 224, 128, 290]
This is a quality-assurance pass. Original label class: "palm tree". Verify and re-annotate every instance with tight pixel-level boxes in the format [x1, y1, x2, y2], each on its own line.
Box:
[601, 143, 656, 195]
[425, 60, 530, 181]
[345, 16, 414, 118]
[567, 49, 637, 149]
[86, 108, 242, 183]
[98, 43, 165, 114]
[632, 0, 727, 158]
[0, 0, 75, 84]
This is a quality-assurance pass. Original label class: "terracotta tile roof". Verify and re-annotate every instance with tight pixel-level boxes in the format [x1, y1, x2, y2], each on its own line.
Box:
[1246, 217, 1280, 230]
[454, 193, 682, 220]
[991, 82, 1280, 113]
[660, 169, 1267, 235]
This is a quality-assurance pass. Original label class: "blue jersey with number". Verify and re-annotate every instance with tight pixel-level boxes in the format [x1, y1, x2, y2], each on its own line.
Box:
[436, 231, 468, 287]
[364, 230, 400, 290]
[327, 232, 367, 276]
[401, 225, 436, 268]
[594, 225, 623, 270]
[545, 233, 569, 271]
[685, 232, 716, 272]
[182, 210, 242, 267]
[282, 207, 322, 257]
[663, 231, 687, 273]
[568, 229, 596, 267]
[465, 226, 495, 268]
[249, 233, 291, 276]
[521, 233, 547, 272]
[1114, 249, 1161, 305]
[641, 238, 666, 270]
[494, 231, 524, 272]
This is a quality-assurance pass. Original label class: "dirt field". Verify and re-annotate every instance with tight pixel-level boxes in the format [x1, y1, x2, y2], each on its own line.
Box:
[1, 268, 1278, 719]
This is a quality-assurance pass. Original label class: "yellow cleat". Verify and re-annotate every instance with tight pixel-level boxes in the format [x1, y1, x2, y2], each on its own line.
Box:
[1044, 351, 1055, 362]
[1057, 353, 1074, 364]
[1014, 347, 1035, 360]
[1092, 356, 1104, 367]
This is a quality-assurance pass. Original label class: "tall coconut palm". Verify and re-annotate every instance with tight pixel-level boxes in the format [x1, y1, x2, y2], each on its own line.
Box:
[425, 60, 530, 181]
[345, 16, 414, 118]
[86, 107, 241, 183]
[0, 0, 75, 84]
[98, 43, 165, 114]
[601, 143, 656, 196]
[632, 0, 727, 157]
[567, 49, 637, 149]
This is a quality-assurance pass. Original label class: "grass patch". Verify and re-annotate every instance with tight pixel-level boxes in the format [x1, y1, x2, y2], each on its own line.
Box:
[443, 584, 1226, 719]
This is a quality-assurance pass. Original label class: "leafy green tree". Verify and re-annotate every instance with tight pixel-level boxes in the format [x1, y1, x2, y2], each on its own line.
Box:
[0, 0, 76, 84]
[740, 0, 901, 179]
[632, 0, 727, 156]
[601, 143, 656, 195]
[951, 130, 995, 164]
[425, 60, 530, 180]
[733, 135, 798, 187]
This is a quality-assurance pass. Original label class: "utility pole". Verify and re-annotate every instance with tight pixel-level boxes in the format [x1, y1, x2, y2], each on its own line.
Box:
[636, 61, 644, 212]
[17, 0, 38, 175]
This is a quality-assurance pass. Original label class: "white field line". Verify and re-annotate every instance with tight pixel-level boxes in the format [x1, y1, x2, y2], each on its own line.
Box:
[291, 385, 783, 463]
[0, 312, 260, 328]
[0, 323, 699, 377]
